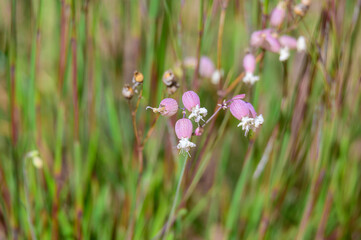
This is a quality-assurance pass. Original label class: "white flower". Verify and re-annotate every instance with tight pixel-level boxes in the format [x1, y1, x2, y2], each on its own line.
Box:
[177, 138, 196, 156]
[242, 72, 260, 85]
[297, 36, 306, 52]
[188, 105, 208, 123]
[279, 47, 290, 61]
[237, 115, 264, 136]
[211, 69, 224, 85]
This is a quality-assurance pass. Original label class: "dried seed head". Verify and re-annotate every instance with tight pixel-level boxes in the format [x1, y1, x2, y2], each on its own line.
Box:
[294, 4, 309, 17]
[132, 71, 144, 83]
[301, 0, 311, 7]
[122, 84, 134, 100]
[167, 84, 179, 95]
[162, 70, 175, 86]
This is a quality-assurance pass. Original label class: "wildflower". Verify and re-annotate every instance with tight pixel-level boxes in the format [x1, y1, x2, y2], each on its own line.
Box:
[279, 35, 297, 61]
[175, 118, 196, 155]
[146, 98, 178, 117]
[211, 69, 223, 85]
[270, 2, 286, 28]
[278, 35, 306, 61]
[251, 29, 281, 53]
[182, 91, 208, 123]
[230, 100, 264, 136]
[122, 84, 134, 100]
[242, 53, 259, 84]
[199, 56, 215, 79]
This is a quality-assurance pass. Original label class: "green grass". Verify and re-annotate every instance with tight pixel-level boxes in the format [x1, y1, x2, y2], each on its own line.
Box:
[0, 0, 361, 239]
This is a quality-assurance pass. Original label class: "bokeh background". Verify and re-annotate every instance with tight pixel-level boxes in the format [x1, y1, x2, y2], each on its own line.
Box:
[0, 0, 361, 239]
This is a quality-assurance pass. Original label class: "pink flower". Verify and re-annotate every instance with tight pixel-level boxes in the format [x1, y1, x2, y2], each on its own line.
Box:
[270, 2, 286, 27]
[230, 100, 264, 136]
[146, 98, 178, 117]
[230, 100, 250, 120]
[242, 54, 260, 84]
[250, 29, 281, 53]
[232, 94, 246, 100]
[175, 118, 193, 139]
[279, 35, 298, 49]
[199, 56, 215, 78]
[175, 118, 196, 154]
[182, 91, 208, 123]
[195, 127, 203, 136]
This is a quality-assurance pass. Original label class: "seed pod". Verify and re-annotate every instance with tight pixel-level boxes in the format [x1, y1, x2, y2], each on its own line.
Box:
[243, 54, 257, 73]
[270, 2, 286, 27]
[162, 70, 175, 86]
[294, 4, 308, 17]
[132, 71, 144, 84]
[122, 84, 134, 100]
[199, 56, 215, 78]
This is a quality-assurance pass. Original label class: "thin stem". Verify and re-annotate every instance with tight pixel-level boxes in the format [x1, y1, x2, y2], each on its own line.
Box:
[23, 157, 37, 240]
[161, 155, 188, 240]
[201, 106, 223, 128]
[216, 0, 228, 90]
[193, 0, 204, 90]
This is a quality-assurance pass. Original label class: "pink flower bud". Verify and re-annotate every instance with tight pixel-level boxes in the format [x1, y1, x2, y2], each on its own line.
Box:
[182, 91, 200, 111]
[243, 54, 256, 73]
[232, 94, 246, 100]
[279, 35, 297, 49]
[270, 2, 286, 27]
[199, 56, 215, 78]
[230, 100, 250, 120]
[175, 118, 193, 139]
[195, 127, 203, 136]
[159, 98, 178, 117]
[246, 102, 257, 118]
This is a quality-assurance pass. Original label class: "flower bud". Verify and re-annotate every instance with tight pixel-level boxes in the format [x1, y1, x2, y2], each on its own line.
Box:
[132, 71, 144, 83]
[182, 91, 201, 112]
[195, 127, 203, 136]
[122, 84, 134, 100]
[243, 54, 257, 73]
[175, 118, 193, 139]
[270, 2, 286, 27]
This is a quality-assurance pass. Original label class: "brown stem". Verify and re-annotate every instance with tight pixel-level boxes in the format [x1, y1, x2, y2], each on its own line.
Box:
[58, 0, 69, 92]
[193, 0, 204, 90]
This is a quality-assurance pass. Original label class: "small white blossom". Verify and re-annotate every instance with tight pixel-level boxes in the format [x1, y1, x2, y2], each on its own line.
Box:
[297, 36, 306, 52]
[243, 72, 260, 85]
[237, 114, 264, 136]
[211, 69, 224, 85]
[279, 47, 290, 61]
[32, 156, 43, 169]
[188, 105, 208, 123]
[177, 138, 196, 156]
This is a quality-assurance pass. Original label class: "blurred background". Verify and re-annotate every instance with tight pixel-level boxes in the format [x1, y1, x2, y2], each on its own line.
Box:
[0, 0, 361, 239]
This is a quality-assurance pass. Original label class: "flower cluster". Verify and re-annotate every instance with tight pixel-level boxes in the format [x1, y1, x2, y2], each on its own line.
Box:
[241, 1, 308, 85]
[147, 91, 263, 155]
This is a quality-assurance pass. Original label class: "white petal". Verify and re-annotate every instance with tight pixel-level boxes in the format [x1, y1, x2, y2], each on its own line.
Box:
[297, 36, 306, 52]
[243, 72, 260, 85]
[279, 47, 290, 61]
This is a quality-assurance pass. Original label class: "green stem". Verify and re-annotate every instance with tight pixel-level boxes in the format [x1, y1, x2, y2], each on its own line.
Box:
[162, 154, 188, 240]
